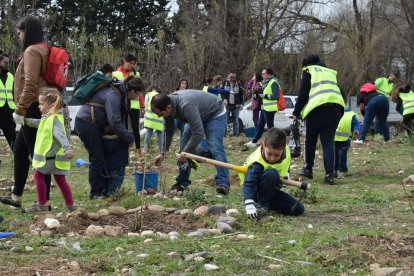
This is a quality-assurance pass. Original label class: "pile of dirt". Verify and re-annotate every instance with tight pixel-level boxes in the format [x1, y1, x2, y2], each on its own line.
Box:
[29, 209, 209, 236]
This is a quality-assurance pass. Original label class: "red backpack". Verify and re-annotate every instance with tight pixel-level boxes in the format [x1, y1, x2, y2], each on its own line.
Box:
[277, 89, 286, 111]
[41, 43, 69, 90]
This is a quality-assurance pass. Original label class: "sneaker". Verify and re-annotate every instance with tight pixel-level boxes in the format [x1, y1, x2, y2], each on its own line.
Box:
[337, 171, 347, 179]
[67, 205, 77, 212]
[170, 183, 185, 193]
[324, 174, 334, 185]
[296, 167, 313, 179]
[244, 141, 258, 148]
[0, 196, 22, 208]
[353, 139, 364, 144]
[216, 185, 229, 196]
[22, 203, 50, 213]
[89, 194, 107, 200]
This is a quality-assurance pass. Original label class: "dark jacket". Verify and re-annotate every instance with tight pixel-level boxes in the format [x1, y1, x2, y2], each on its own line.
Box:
[222, 79, 244, 105]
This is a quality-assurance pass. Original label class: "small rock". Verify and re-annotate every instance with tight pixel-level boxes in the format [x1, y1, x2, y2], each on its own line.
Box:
[165, 208, 177, 213]
[104, 225, 123, 237]
[207, 204, 226, 216]
[10, 246, 18, 252]
[30, 230, 40, 236]
[248, 235, 255, 239]
[97, 209, 109, 217]
[168, 231, 179, 237]
[173, 196, 181, 201]
[141, 230, 154, 237]
[268, 264, 282, 270]
[88, 213, 100, 220]
[41, 230, 53, 238]
[121, 268, 130, 274]
[25, 246, 34, 252]
[67, 232, 76, 237]
[156, 232, 167, 238]
[402, 175, 414, 184]
[73, 242, 82, 251]
[45, 213, 56, 219]
[216, 222, 233, 233]
[116, 247, 124, 252]
[137, 253, 149, 258]
[170, 190, 177, 196]
[42, 246, 48, 251]
[185, 251, 208, 262]
[217, 216, 237, 226]
[56, 212, 65, 220]
[397, 170, 404, 175]
[153, 193, 163, 199]
[290, 164, 298, 169]
[108, 206, 127, 216]
[86, 225, 104, 237]
[169, 235, 178, 240]
[29, 224, 36, 231]
[209, 229, 222, 235]
[67, 208, 88, 219]
[288, 240, 296, 245]
[167, 251, 180, 259]
[187, 231, 205, 238]
[194, 256, 205, 262]
[236, 234, 249, 240]
[148, 205, 165, 212]
[204, 264, 219, 271]
[44, 218, 60, 229]
[225, 209, 239, 216]
[193, 206, 209, 216]
[197, 228, 211, 236]
[177, 191, 183, 197]
[126, 206, 143, 214]
[127, 232, 141, 237]
[143, 238, 153, 244]
[307, 224, 314, 229]
[370, 264, 402, 276]
[127, 251, 134, 255]
[69, 261, 80, 270]
[180, 209, 193, 215]
[56, 225, 68, 234]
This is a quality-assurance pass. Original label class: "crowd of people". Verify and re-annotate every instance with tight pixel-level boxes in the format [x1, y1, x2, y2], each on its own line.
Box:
[0, 14, 413, 222]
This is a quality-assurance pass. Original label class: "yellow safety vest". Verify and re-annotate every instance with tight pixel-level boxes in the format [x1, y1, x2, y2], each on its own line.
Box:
[33, 114, 70, 170]
[202, 86, 208, 92]
[0, 72, 16, 109]
[335, 110, 357, 142]
[375, 77, 394, 96]
[239, 145, 291, 185]
[399, 91, 414, 116]
[262, 78, 279, 112]
[144, 90, 164, 131]
[112, 70, 141, 110]
[301, 65, 345, 119]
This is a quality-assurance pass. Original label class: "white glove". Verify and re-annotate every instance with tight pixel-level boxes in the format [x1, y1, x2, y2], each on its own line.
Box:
[244, 199, 258, 220]
[13, 112, 25, 125]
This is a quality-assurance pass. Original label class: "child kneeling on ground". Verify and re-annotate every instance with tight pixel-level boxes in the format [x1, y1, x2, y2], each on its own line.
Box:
[240, 128, 305, 219]
[23, 89, 76, 213]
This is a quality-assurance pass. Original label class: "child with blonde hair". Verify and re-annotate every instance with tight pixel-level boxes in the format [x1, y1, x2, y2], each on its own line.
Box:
[23, 88, 76, 213]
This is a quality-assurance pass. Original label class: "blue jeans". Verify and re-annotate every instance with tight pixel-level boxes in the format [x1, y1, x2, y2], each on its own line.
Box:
[243, 169, 304, 216]
[180, 123, 191, 151]
[107, 167, 125, 195]
[176, 113, 230, 188]
[144, 128, 164, 152]
[227, 105, 240, 136]
[359, 96, 390, 141]
[334, 141, 350, 172]
[305, 105, 343, 175]
[252, 110, 276, 143]
[75, 118, 107, 196]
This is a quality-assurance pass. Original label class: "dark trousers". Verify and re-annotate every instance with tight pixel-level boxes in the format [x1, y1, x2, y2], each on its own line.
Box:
[75, 117, 107, 196]
[0, 105, 16, 149]
[304, 105, 343, 175]
[402, 113, 414, 136]
[255, 169, 304, 216]
[334, 141, 350, 172]
[252, 110, 276, 143]
[129, 109, 141, 149]
[13, 103, 51, 198]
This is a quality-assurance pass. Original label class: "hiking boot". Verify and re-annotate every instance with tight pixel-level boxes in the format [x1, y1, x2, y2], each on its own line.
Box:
[337, 171, 347, 179]
[0, 196, 22, 209]
[324, 174, 335, 185]
[22, 203, 50, 213]
[216, 185, 229, 196]
[67, 205, 77, 212]
[296, 167, 313, 179]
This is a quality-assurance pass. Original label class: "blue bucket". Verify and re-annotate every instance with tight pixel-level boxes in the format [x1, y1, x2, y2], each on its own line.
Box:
[244, 127, 256, 138]
[134, 171, 158, 192]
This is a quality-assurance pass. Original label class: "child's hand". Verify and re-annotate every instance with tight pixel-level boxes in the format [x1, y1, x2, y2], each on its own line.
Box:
[65, 150, 74, 160]
[244, 199, 258, 220]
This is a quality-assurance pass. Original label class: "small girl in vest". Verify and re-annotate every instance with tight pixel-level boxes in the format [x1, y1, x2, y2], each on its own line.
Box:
[23, 88, 76, 213]
[241, 128, 304, 220]
[334, 97, 360, 178]
[391, 84, 414, 136]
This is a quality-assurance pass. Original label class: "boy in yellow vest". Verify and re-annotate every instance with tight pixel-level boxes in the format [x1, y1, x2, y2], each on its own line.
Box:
[240, 128, 304, 219]
[334, 101, 360, 179]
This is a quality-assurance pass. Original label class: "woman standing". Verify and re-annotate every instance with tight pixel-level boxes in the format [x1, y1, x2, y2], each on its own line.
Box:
[0, 15, 53, 209]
